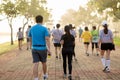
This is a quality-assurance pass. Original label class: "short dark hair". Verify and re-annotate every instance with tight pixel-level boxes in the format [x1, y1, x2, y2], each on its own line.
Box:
[64, 25, 70, 35]
[56, 24, 60, 28]
[19, 27, 21, 31]
[92, 26, 96, 30]
[28, 25, 31, 28]
[35, 15, 43, 23]
[85, 26, 89, 31]
[69, 24, 72, 29]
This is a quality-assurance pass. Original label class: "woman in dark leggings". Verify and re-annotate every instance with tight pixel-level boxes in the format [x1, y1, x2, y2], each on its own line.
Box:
[60, 25, 75, 80]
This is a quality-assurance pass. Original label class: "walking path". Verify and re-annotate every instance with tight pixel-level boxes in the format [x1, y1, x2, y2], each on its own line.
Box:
[0, 39, 120, 80]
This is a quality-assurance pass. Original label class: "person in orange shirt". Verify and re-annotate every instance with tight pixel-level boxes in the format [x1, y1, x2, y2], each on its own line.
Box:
[81, 26, 92, 56]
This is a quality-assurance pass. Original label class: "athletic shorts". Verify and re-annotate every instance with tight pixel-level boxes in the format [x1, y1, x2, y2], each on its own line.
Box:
[84, 42, 90, 45]
[32, 49, 47, 63]
[26, 38, 30, 42]
[101, 43, 114, 50]
[18, 38, 23, 41]
[54, 43, 61, 47]
[92, 42, 99, 49]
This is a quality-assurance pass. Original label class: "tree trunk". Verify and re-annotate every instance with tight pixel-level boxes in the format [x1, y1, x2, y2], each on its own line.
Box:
[7, 17, 14, 45]
[22, 21, 28, 36]
[10, 25, 14, 45]
[22, 17, 29, 37]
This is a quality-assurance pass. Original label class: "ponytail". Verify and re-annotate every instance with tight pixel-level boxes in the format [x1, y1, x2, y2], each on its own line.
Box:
[103, 24, 108, 34]
[64, 25, 70, 35]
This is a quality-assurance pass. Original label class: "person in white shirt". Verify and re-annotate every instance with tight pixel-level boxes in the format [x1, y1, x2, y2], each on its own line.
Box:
[16, 27, 23, 50]
[98, 21, 115, 73]
[52, 24, 63, 59]
[26, 25, 31, 50]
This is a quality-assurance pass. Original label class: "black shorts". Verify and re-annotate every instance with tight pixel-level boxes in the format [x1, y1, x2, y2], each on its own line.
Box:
[18, 38, 23, 41]
[84, 42, 90, 45]
[26, 38, 30, 42]
[101, 43, 114, 50]
[32, 49, 47, 63]
[92, 42, 99, 49]
[54, 43, 61, 47]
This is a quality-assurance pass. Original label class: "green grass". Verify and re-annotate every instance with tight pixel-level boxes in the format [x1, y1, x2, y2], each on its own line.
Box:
[114, 37, 120, 46]
[0, 42, 17, 55]
[0, 41, 26, 55]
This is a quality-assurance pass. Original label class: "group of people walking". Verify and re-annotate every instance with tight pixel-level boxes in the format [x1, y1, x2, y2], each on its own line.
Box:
[17, 15, 115, 80]
[79, 21, 115, 73]
[16, 25, 31, 50]
[80, 25, 100, 56]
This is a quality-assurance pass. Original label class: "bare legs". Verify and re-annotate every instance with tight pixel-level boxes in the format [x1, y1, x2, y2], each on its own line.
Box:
[18, 40, 22, 50]
[55, 47, 61, 59]
[100, 50, 111, 72]
[33, 62, 47, 80]
[84, 44, 89, 56]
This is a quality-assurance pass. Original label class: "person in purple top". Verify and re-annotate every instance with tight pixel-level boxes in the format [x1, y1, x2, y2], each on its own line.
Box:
[98, 21, 114, 73]
[16, 27, 23, 50]
[52, 24, 63, 59]
[69, 24, 77, 61]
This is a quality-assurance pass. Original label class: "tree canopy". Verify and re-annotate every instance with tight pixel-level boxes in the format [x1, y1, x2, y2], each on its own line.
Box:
[89, 0, 120, 19]
[0, 0, 50, 45]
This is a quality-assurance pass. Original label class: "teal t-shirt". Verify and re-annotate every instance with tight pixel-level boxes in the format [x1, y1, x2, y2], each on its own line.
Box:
[91, 30, 99, 42]
[28, 24, 50, 50]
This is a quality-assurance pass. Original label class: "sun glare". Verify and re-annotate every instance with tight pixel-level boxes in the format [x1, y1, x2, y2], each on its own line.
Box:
[47, 0, 88, 24]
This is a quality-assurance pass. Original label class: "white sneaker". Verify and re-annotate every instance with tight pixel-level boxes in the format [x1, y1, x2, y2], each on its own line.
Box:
[68, 75, 72, 80]
[105, 67, 110, 73]
[63, 74, 67, 78]
[103, 66, 110, 73]
[43, 74, 48, 80]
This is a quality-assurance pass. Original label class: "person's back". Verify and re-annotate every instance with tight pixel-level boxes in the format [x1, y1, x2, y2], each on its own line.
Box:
[52, 28, 63, 43]
[70, 29, 76, 38]
[69, 24, 77, 61]
[26, 25, 31, 50]
[91, 29, 99, 42]
[60, 25, 75, 80]
[17, 28, 23, 39]
[99, 29, 113, 43]
[26, 26, 31, 38]
[91, 26, 99, 55]
[99, 21, 114, 73]
[62, 34, 74, 48]
[29, 24, 49, 50]
[81, 27, 92, 56]
[17, 28, 23, 50]
[28, 15, 50, 80]
[52, 24, 63, 59]
[81, 31, 91, 42]
[79, 27, 83, 35]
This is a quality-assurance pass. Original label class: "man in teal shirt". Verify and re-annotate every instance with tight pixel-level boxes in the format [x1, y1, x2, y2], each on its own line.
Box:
[29, 15, 51, 80]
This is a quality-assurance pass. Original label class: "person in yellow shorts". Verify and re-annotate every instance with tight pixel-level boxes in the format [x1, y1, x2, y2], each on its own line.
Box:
[81, 26, 92, 56]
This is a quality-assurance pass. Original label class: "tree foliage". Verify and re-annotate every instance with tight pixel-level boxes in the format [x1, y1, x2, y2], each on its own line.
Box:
[89, 0, 120, 19]
[0, 0, 50, 45]
[60, 6, 103, 27]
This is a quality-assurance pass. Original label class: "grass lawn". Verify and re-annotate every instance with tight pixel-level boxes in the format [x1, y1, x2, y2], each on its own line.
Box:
[114, 37, 120, 46]
[0, 41, 26, 55]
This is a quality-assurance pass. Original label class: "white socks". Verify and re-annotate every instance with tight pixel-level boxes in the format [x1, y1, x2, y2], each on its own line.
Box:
[34, 77, 38, 80]
[106, 60, 110, 68]
[101, 58, 105, 67]
[101, 58, 110, 68]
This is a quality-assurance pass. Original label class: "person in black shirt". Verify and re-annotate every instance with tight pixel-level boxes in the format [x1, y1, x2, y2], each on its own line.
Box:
[60, 25, 75, 80]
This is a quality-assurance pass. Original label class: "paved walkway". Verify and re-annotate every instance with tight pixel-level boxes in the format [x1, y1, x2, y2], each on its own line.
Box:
[0, 39, 120, 80]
